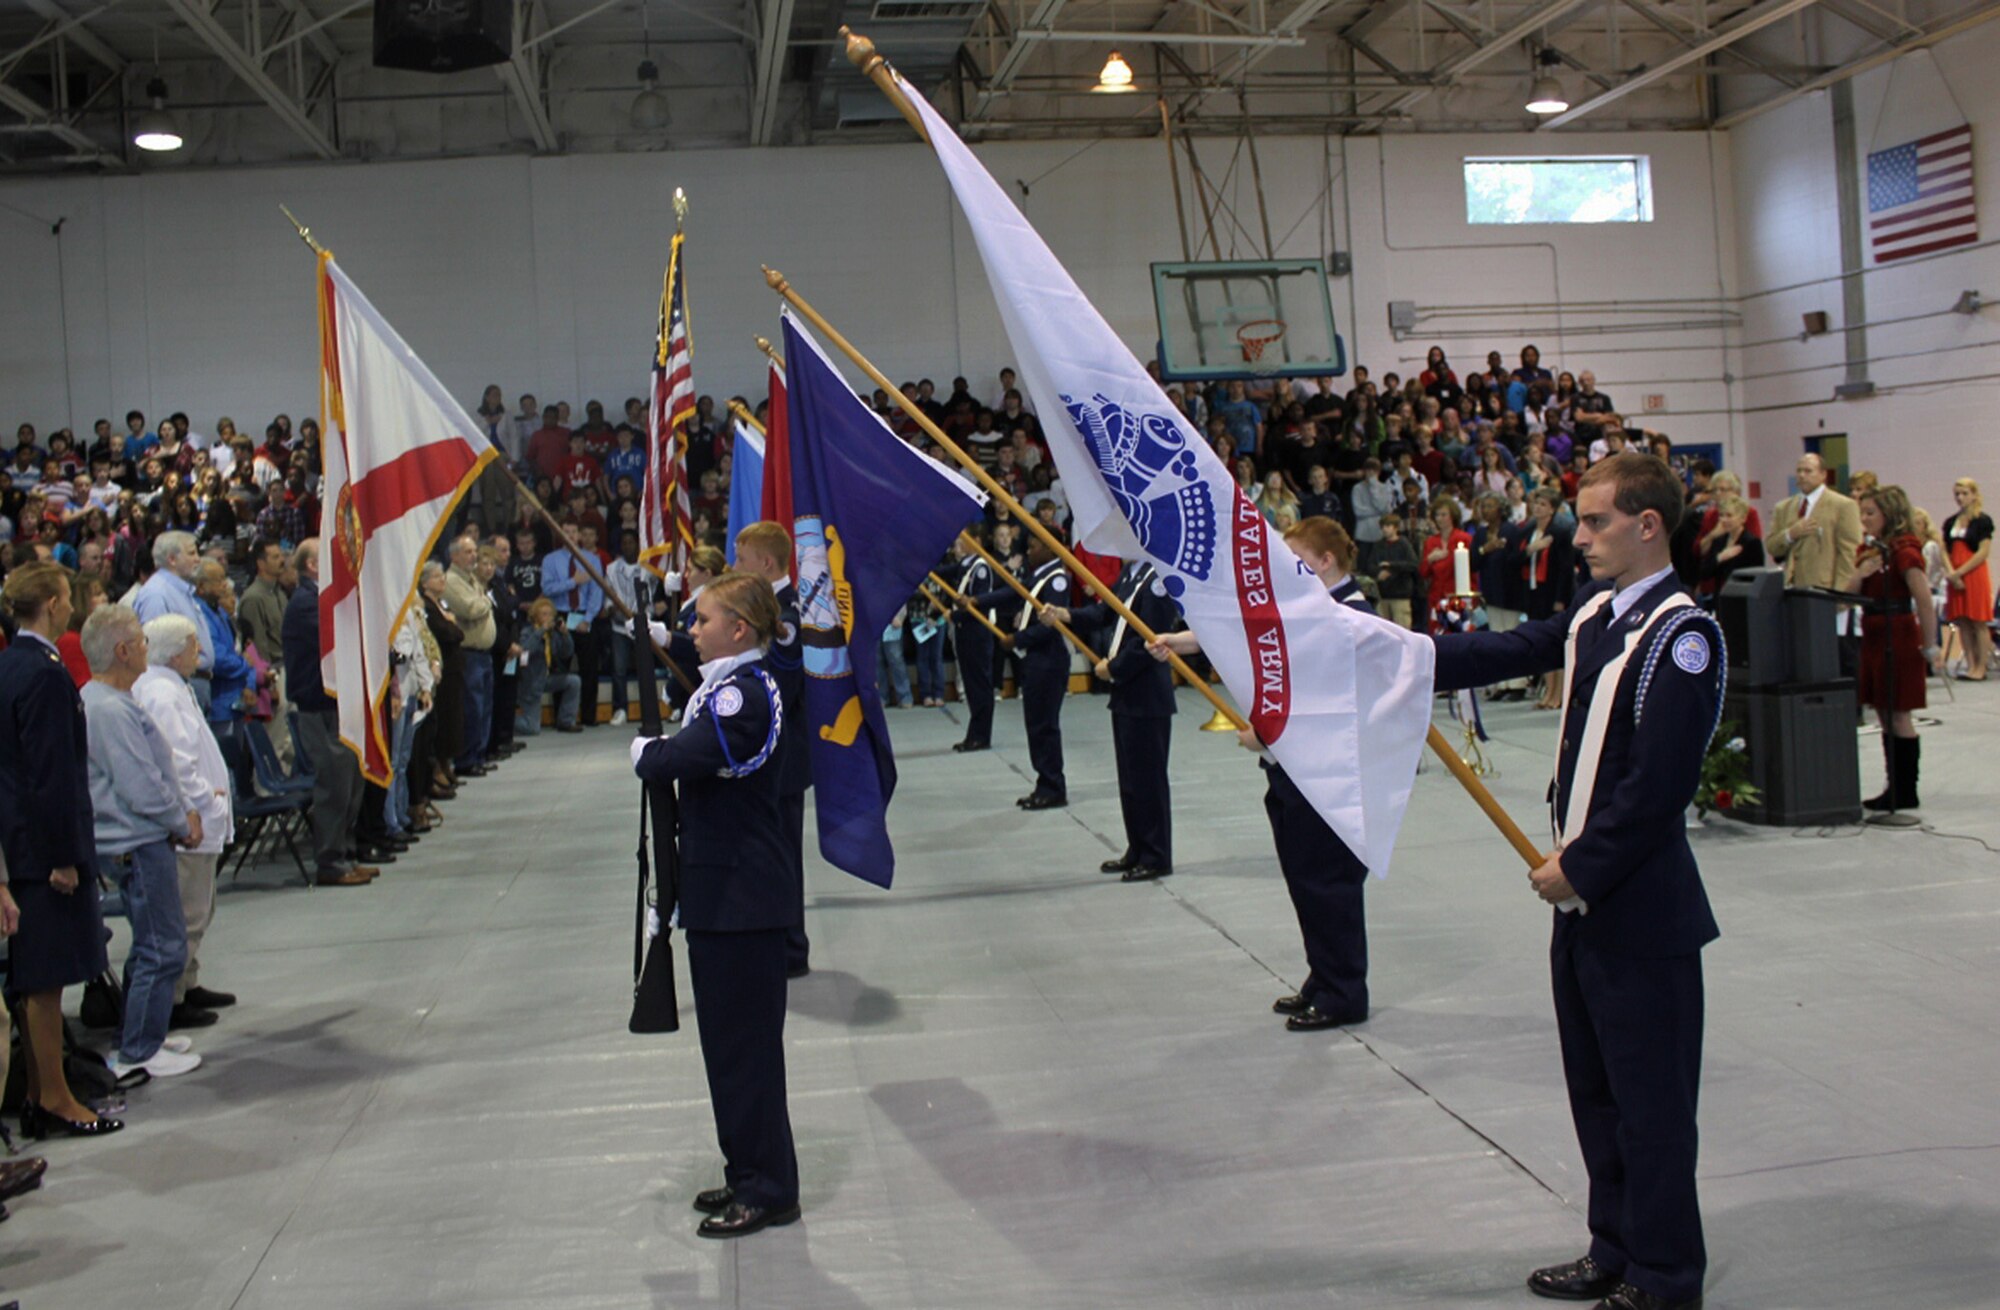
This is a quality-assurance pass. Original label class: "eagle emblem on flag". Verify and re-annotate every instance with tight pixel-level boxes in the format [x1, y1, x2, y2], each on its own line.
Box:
[1058, 393, 1215, 589]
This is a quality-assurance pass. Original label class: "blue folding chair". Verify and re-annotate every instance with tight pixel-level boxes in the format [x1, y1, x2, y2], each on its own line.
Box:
[247, 720, 314, 797]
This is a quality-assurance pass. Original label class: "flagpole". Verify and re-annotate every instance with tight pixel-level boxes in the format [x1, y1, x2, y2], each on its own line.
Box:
[926, 570, 1008, 642]
[761, 268, 1238, 727]
[834, 31, 1547, 875]
[955, 530, 1098, 660]
[727, 398, 764, 435]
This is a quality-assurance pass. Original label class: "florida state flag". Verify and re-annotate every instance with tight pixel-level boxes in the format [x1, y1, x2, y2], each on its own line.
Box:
[318, 252, 496, 783]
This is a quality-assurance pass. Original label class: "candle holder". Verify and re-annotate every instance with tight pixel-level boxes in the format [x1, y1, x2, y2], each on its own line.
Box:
[1431, 594, 1496, 777]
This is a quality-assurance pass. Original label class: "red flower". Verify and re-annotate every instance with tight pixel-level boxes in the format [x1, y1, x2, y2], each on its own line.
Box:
[1715, 790, 1733, 809]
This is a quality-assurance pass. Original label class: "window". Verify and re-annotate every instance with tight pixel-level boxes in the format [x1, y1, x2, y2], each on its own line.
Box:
[1463, 156, 1653, 225]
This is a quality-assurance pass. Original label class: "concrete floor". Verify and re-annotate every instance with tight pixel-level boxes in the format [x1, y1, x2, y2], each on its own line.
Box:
[4, 679, 1998, 1309]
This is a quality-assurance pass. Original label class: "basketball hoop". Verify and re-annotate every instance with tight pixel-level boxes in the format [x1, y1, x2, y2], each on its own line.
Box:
[1236, 319, 1287, 375]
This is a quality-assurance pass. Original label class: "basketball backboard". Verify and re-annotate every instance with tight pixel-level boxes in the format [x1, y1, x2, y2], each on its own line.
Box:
[1151, 259, 1346, 384]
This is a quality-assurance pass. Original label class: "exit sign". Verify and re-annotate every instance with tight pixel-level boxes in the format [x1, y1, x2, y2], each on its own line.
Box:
[1642, 394, 1667, 412]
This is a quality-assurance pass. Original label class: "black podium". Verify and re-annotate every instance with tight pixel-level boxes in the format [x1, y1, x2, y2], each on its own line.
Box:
[1715, 568, 1861, 825]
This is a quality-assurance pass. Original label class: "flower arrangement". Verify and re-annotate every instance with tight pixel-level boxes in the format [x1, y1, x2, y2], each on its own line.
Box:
[1694, 722, 1761, 819]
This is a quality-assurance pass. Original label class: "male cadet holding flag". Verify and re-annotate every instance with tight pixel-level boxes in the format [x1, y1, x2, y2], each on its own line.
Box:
[1045, 558, 1179, 880]
[973, 531, 1073, 810]
[948, 535, 997, 754]
[1430, 453, 1721, 1310]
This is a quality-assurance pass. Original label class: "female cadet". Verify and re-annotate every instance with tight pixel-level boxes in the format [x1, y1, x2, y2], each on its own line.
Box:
[631, 571, 801, 1238]
[1147, 516, 1377, 1031]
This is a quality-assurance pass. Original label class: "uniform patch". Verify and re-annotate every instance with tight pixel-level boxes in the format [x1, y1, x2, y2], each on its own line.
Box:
[1672, 631, 1710, 674]
[713, 686, 744, 717]
[1150, 577, 1168, 597]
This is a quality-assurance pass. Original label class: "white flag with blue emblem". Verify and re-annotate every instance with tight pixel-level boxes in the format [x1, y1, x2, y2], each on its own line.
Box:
[901, 77, 1434, 874]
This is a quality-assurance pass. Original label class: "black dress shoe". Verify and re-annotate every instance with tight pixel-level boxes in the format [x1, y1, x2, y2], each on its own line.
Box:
[169, 1003, 220, 1030]
[357, 845, 399, 864]
[1019, 793, 1067, 811]
[692, 1186, 734, 1215]
[1272, 993, 1309, 1016]
[1100, 856, 1135, 874]
[0, 1157, 48, 1201]
[1286, 1004, 1366, 1031]
[1528, 1255, 1622, 1301]
[184, 985, 236, 1009]
[18, 1103, 124, 1140]
[786, 962, 811, 980]
[1119, 864, 1170, 882]
[952, 741, 989, 753]
[1596, 1285, 1700, 1310]
[697, 1200, 801, 1239]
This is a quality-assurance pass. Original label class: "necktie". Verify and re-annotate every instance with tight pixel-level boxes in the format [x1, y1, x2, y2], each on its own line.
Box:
[1574, 604, 1613, 666]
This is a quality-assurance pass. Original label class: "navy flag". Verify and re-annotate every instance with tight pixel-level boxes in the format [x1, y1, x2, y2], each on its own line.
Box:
[781, 309, 985, 886]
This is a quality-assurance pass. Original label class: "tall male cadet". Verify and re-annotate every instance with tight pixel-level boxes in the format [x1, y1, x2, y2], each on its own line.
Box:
[1431, 454, 1722, 1310]
[733, 522, 813, 978]
[974, 531, 1073, 810]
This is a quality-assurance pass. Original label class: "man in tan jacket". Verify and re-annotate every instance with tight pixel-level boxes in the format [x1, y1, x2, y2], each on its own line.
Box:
[1764, 453, 1863, 589]
[443, 534, 498, 774]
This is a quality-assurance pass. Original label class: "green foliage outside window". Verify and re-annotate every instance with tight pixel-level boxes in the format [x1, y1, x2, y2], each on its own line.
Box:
[1464, 157, 1652, 225]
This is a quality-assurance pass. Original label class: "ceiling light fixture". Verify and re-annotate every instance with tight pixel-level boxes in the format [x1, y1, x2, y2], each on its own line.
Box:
[630, 1, 669, 131]
[1525, 48, 1568, 115]
[133, 77, 184, 152]
[1093, 49, 1135, 94]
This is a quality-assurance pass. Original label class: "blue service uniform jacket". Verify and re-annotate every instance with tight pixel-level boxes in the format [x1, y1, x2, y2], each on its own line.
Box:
[768, 581, 810, 798]
[1067, 562, 1180, 717]
[0, 638, 96, 885]
[1431, 575, 1722, 957]
[974, 560, 1072, 678]
[633, 660, 801, 933]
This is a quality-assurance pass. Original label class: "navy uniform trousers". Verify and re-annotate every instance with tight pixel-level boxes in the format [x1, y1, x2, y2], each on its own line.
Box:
[1070, 563, 1180, 868]
[686, 927, 799, 1209]
[953, 615, 996, 748]
[1019, 654, 1068, 800]
[1434, 575, 1719, 1305]
[1110, 716, 1171, 867]
[1265, 764, 1368, 1018]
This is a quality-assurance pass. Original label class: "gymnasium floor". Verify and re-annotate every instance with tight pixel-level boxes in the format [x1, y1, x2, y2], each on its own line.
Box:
[4, 681, 1996, 1309]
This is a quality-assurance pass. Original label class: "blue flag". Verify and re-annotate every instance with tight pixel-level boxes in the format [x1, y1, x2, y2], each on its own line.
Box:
[725, 416, 765, 565]
[781, 310, 984, 886]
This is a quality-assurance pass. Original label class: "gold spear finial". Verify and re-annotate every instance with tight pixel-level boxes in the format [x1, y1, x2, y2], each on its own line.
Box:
[763, 266, 789, 294]
[837, 26, 928, 142]
[673, 187, 688, 229]
[279, 204, 327, 255]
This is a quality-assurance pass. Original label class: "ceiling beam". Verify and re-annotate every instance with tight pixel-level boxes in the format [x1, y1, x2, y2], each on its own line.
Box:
[1539, 0, 1825, 127]
[969, 0, 1069, 120]
[1016, 29, 1309, 47]
[496, 1, 558, 152]
[1714, 1, 2000, 130]
[0, 80, 109, 159]
[269, 0, 345, 67]
[1620, 0, 1803, 88]
[163, 0, 338, 157]
[1423, 0, 1616, 91]
[1208, 0, 1350, 84]
[1370, 0, 1603, 117]
[748, 0, 796, 145]
[20, 0, 125, 75]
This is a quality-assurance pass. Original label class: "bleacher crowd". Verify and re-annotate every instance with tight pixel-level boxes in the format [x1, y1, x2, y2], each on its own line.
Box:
[1, 343, 1993, 1221]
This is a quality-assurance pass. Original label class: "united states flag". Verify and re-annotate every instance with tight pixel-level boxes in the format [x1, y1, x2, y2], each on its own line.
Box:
[641, 232, 696, 570]
[1867, 124, 1978, 263]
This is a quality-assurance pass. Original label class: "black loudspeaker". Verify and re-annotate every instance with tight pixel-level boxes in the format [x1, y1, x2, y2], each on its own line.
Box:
[373, 0, 512, 73]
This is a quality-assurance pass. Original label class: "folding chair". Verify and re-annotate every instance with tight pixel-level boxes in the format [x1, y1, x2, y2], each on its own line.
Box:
[216, 727, 312, 887]
[246, 719, 314, 797]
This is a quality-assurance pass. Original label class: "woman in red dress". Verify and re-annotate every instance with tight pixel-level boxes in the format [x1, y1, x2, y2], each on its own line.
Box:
[1846, 485, 1941, 813]
[1420, 498, 1474, 632]
[1941, 476, 1993, 680]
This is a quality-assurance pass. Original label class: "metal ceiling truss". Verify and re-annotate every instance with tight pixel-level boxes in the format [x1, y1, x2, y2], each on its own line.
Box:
[161, 0, 339, 157]
[1538, 0, 1825, 126]
[498, 0, 560, 152]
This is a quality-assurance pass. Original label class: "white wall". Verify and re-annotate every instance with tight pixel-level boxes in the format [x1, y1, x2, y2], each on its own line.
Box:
[2, 124, 1745, 467]
[1726, 24, 2000, 523]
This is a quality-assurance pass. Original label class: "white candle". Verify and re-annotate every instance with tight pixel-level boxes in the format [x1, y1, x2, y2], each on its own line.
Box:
[1453, 541, 1472, 596]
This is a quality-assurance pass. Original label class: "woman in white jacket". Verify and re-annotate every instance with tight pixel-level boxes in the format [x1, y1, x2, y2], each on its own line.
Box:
[134, 614, 236, 1019]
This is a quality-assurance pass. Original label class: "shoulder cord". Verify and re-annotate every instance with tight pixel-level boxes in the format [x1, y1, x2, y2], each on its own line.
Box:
[1633, 608, 1728, 745]
[692, 665, 784, 779]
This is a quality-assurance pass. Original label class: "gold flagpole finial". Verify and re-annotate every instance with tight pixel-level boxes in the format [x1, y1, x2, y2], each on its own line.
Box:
[754, 335, 783, 367]
[280, 204, 327, 256]
[673, 187, 688, 229]
[839, 27, 928, 142]
[762, 265, 789, 295]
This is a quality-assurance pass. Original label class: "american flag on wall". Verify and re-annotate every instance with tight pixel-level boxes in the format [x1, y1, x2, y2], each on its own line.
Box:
[1867, 123, 1978, 263]
[640, 231, 696, 570]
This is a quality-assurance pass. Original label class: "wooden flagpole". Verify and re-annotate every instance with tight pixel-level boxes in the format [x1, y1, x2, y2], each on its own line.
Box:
[824, 33, 1548, 873]
[955, 531, 1096, 660]
[760, 267, 1245, 729]
[926, 570, 1008, 642]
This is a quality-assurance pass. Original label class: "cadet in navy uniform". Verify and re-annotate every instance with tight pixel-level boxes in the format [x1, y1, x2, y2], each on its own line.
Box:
[1431, 455, 1722, 1310]
[734, 523, 813, 979]
[631, 570, 801, 1239]
[1049, 556, 1179, 879]
[973, 531, 1073, 809]
[948, 535, 997, 753]
[1150, 517, 1376, 1029]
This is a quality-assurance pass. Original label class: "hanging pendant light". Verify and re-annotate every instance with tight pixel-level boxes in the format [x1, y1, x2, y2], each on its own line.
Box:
[1525, 48, 1568, 115]
[133, 76, 184, 151]
[630, 2, 669, 131]
[1092, 50, 1136, 94]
